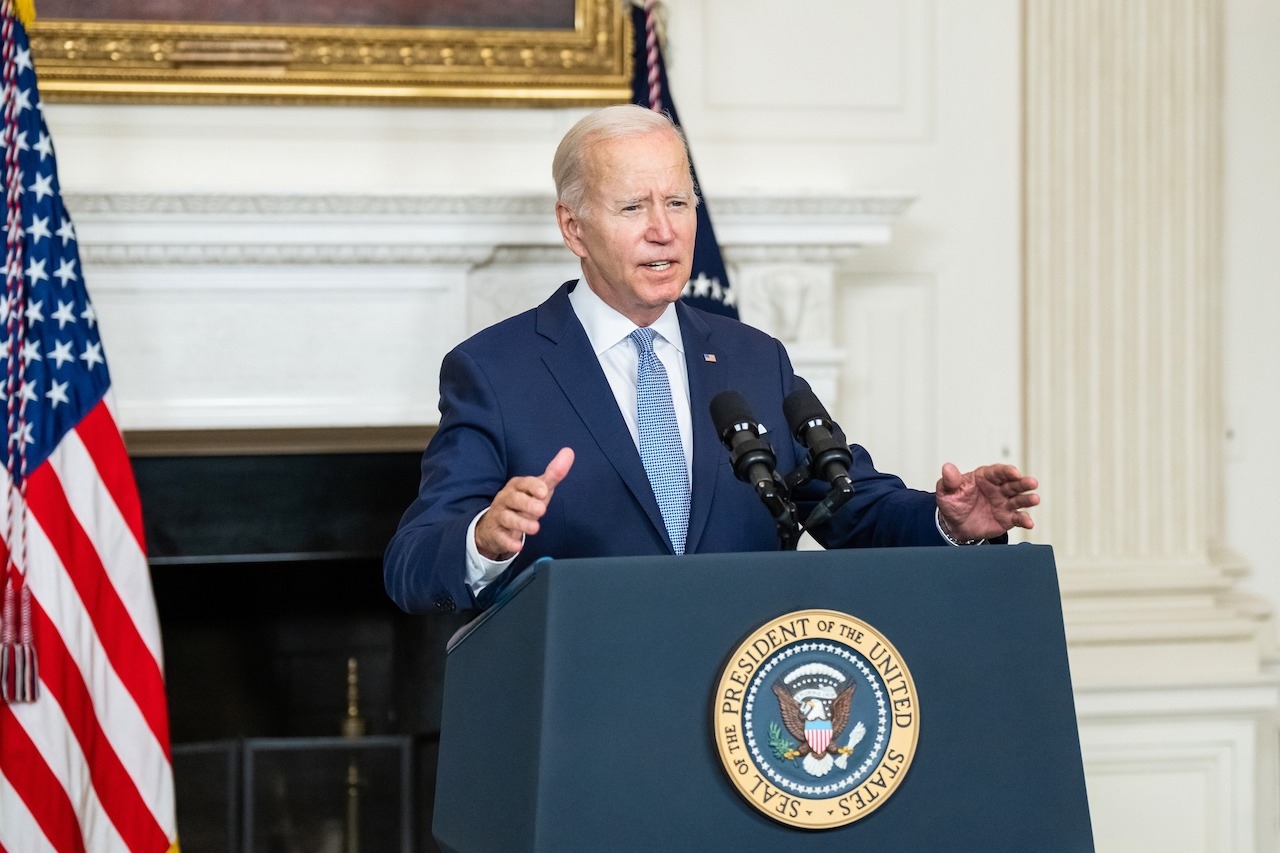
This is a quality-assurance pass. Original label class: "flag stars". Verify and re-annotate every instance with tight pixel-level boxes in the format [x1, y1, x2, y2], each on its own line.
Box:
[683, 271, 733, 306]
[3, 56, 118, 464]
[46, 380, 70, 409]
[55, 218, 76, 246]
[48, 339, 75, 368]
[33, 132, 53, 161]
[24, 256, 47, 284]
[688, 272, 715, 298]
[53, 257, 77, 286]
[52, 301, 77, 328]
[9, 422, 34, 448]
[28, 213, 50, 243]
[28, 171, 54, 202]
[80, 341, 105, 369]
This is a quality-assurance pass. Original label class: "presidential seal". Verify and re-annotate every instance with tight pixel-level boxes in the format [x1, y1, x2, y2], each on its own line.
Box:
[713, 609, 919, 829]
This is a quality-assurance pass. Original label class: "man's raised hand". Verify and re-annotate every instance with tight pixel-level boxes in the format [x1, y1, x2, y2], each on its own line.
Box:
[475, 447, 575, 561]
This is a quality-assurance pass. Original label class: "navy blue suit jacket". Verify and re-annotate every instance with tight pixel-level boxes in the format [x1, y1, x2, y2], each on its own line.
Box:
[384, 281, 947, 614]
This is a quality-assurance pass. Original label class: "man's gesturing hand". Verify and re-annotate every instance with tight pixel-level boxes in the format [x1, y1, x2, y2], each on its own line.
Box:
[475, 447, 575, 561]
[935, 462, 1039, 543]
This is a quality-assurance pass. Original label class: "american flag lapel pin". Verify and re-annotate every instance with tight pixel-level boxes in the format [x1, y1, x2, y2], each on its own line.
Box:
[703, 353, 717, 363]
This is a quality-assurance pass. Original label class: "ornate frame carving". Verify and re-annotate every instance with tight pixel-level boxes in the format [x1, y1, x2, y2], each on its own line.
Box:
[27, 0, 631, 106]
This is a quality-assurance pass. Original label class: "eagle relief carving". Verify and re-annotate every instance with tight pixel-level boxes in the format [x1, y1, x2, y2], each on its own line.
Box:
[771, 663, 867, 777]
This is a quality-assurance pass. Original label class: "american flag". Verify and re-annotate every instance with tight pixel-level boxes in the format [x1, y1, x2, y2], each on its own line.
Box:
[630, 0, 738, 320]
[0, 4, 179, 852]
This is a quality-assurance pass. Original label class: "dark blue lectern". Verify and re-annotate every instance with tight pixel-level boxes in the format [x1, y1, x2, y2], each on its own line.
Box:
[433, 545, 1093, 852]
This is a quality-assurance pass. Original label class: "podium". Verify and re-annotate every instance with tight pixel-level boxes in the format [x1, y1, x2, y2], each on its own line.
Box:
[433, 545, 1093, 852]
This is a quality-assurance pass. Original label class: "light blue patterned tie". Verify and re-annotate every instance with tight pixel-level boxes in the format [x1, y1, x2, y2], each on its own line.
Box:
[630, 327, 690, 554]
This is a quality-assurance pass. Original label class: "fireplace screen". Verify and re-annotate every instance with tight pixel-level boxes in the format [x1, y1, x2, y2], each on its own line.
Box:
[173, 736, 413, 853]
[134, 449, 457, 852]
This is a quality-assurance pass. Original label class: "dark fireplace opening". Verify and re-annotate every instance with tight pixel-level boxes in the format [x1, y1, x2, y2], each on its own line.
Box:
[132, 447, 464, 853]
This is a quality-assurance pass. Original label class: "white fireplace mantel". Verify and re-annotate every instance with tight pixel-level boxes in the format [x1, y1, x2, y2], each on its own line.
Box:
[69, 192, 913, 432]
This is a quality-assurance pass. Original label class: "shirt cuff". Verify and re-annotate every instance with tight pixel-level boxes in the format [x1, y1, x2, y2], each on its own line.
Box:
[465, 508, 521, 595]
[935, 508, 986, 546]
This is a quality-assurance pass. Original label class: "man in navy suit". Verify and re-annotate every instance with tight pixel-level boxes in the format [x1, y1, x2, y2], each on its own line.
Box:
[384, 105, 1039, 615]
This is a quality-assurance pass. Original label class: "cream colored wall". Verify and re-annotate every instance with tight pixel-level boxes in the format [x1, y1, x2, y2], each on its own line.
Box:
[1224, 0, 1280, 631]
[663, 0, 1023, 490]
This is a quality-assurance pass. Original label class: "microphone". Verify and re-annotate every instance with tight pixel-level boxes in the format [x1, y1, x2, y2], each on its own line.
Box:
[710, 391, 781, 499]
[709, 390, 800, 549]
[783, 386, 854, 529]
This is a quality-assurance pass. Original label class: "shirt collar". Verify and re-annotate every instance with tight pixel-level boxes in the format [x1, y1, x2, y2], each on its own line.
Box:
[568, 278, 685, 355]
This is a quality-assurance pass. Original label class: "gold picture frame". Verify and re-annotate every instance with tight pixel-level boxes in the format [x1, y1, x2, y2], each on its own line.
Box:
[27, 0, 633, 107]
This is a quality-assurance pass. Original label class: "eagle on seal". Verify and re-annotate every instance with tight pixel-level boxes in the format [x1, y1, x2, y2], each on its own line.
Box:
[772, 679, 857, 777]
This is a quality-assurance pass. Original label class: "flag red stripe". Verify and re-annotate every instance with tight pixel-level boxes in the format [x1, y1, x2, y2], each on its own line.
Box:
[27, 595, 171, 853]
[74, 402, 146, 554]
[25, 465, 172, 754]
[0, 705, 88, 853]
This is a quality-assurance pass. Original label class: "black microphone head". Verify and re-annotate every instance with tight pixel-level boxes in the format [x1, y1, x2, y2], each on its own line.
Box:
[783, 386, 830, 439]
[710, 390, 757, 440]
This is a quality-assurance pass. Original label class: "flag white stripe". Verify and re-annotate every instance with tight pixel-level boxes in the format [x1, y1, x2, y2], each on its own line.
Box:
[48, 425, 163, 663]
[1, 439, 177, 840]
[0, 768, 61, 853]
[9, 694, 129, 853]
[19, 511, 176, 839]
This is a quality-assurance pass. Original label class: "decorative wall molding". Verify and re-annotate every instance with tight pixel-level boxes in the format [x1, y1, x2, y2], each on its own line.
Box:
[74, 191, 910, 432]
[65, 191, 915, 219]
[67, 191, 915, 250]
[487, 246, 579, 266]
[67, 192, 559, 217]
[724, 246, 865, 265]
[1075, 683, 1280, 853]
[80, 244, 497, 267]
[713, 195, 915, 219]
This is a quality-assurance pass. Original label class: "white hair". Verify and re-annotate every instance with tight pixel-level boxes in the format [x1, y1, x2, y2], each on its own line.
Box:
[551, 104, 695, 217]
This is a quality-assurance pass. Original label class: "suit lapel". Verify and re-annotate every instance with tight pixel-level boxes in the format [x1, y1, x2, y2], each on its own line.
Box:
[537, 283, 673, 550]
[679, 304, 728, 553]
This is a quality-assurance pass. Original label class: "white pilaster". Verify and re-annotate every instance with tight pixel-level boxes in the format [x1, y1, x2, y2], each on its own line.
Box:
[1024, 1, 1279, 849]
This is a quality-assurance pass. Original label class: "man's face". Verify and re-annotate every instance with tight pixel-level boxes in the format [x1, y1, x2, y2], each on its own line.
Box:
[556, 128, 697, 326]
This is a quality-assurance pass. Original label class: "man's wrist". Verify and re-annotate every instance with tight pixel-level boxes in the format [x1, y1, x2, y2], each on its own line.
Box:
[466, 509, 520, 590]
[935, 508, 985, 546]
